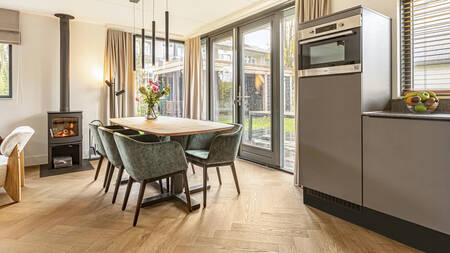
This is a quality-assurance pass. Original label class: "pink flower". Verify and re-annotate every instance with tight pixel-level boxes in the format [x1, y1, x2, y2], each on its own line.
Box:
[135, 97, 139, 102]
[152, 86, 159, 92]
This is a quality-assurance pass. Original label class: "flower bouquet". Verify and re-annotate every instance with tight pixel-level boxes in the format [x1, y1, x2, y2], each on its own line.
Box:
[137, 79, 170, 120]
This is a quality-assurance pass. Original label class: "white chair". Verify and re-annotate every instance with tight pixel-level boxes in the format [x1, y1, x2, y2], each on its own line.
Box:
[0, 126, 35, 202]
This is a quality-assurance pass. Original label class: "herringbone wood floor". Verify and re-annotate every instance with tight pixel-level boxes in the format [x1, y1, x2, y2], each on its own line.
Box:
[0, 159, 419, 253]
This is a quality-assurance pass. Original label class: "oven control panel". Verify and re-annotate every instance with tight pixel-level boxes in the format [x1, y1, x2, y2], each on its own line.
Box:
[299, 15, 361, 41]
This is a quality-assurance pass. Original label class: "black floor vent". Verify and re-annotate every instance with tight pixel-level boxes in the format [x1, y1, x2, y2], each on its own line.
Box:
[304, 188, 361, 212]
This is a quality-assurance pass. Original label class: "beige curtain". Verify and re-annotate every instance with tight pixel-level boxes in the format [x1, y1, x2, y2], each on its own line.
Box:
[294, 0, 331, 186]
[103, 29, 135, 122]
[183, 36, 206, 120]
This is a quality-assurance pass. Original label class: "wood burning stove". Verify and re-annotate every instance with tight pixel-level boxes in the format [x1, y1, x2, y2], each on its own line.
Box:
[47, 13, 84, 169]
[48, 111, 82, 169]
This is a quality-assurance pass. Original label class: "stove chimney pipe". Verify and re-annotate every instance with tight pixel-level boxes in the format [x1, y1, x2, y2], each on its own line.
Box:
[55, 13, 74, 112]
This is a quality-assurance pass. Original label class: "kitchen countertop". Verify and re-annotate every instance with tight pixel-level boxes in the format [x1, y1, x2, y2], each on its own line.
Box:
[363, 111, 450, 121]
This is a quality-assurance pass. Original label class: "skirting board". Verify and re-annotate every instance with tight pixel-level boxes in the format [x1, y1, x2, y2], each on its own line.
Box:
[303, 187, 450, 253]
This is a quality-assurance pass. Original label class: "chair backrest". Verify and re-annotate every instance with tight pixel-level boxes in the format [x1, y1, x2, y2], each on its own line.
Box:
[186, 132, 217, 150]
[208, 124, 243, 163]
[98, 127, 140, 167]
[0, 126, 35, 157]
[89, 123, 106, 157]
[114, 133, 188, 181]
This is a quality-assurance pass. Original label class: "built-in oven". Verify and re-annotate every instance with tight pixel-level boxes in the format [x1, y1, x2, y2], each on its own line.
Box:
[299, 14, 362, 77]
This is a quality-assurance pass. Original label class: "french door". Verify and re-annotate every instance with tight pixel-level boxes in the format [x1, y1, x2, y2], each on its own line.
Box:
[209, 14, 290, 170]
[238, 16, 280, 167]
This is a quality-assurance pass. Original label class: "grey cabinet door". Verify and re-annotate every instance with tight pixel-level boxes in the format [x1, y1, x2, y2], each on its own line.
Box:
[363, 116, 450, 235]
[299, 74, 362, 204]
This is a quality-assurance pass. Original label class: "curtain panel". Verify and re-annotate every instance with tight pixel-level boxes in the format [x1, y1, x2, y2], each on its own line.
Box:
[103, 29, 135, 121]
[0, 8, 21, 44]
[294, 0, 331, 186]
[183, 36, 206, 120]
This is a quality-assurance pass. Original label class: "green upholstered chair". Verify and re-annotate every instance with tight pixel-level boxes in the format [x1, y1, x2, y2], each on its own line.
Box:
[185, 124, 243, 208]
[88, 122, 123, 187]
[113, 132, 192, 226]
[97, 127, 142, 204]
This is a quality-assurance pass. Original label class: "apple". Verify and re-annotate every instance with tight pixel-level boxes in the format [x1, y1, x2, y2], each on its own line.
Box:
[419, 91, 430, 102]
[415, 103, 427, 113]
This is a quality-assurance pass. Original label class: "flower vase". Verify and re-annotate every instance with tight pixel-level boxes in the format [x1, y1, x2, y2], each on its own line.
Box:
[146, 104, 158, 120]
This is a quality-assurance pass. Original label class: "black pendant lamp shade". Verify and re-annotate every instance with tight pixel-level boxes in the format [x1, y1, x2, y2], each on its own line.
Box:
[141, 0, 145, 69]
[152, 20, 156, 66]
[141, 28, 145, 69]
[165, 10, 169, 62]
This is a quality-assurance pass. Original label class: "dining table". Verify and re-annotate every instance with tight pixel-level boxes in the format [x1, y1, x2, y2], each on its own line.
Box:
[110, 116, 234, 210]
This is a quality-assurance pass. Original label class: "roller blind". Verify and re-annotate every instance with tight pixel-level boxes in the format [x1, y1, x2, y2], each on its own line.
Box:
[401, 0, 450, 95]
[0, 8, 20, 44]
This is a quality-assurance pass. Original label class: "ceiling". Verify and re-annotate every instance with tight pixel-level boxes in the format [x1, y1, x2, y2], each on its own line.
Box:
[0, 0, 282, 39]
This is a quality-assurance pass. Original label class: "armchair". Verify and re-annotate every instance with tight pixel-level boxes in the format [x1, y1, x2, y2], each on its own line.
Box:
[97, 127, 140, 203]
[185, 124, 243, 207]
[0, 126, 34, 203]
[114, 132, 192, 226]
[88, 122, 124, 186]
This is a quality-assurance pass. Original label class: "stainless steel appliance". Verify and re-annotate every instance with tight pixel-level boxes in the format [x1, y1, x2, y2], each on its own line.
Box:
[299, 14, 361, 77]
[299, 6, 391, 205]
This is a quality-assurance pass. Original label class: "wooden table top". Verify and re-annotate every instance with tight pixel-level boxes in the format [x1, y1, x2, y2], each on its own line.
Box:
[110, 116, 234, 136]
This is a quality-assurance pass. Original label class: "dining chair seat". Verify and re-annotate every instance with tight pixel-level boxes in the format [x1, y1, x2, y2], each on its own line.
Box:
[185, 150, 209, 161]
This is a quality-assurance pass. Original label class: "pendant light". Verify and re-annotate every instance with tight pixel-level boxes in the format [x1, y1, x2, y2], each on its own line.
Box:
[141, 0, 145, 69]
[133, 0, 136, 71]
[152, 0, 156, 66]
[165, 0, 169, 62]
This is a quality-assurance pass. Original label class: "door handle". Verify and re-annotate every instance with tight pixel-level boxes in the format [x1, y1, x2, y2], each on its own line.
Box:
[299, 30, 354, 45]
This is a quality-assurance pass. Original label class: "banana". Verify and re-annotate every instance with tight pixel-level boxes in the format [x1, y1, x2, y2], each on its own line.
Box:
[427, 90, 439, 101]
[403, 91, 420, 100]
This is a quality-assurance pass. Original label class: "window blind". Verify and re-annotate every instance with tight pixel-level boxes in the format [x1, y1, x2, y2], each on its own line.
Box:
[401, 0, 450, 95]
[0, 8, 20, 44]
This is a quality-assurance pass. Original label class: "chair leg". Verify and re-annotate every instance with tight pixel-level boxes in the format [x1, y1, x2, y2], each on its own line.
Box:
[122, 177, 133, 211]
[159, 179, 164, 193]
[133, 181, 146, 227]
[203, 165, 208, 208]
[182, 171, 192, 212]
[105, 165, 115, 193]
[191, 163, 195, 174]
[94, 156, 104, 181]
[112, 166, 124, 204]
[216, 167, 222, 185]
[103, 161, 111, 188]
[230, 162, 240, 194]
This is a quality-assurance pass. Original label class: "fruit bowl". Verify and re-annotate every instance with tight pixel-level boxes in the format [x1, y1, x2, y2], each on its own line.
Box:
[403, 90, 439, 113]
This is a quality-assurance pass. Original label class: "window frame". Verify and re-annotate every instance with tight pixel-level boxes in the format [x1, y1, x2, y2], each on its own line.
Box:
[132, 34, 184, 71]
[0, 44, 12, 99]
[400, 0, 450, 96]
[132, 34, 185, 117]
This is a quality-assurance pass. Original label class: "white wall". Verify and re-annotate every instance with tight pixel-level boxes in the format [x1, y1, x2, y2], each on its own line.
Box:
[331, 0, 400, 98]
[0, 12, 106, 166]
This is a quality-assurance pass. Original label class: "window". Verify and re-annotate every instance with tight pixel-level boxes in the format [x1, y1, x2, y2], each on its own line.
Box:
[134, 36, 184, 117]
[0, 44, 12, 98]
[401, 0, 450, 95]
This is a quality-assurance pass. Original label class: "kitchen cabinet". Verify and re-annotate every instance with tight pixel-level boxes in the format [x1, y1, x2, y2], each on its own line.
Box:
[363, 115, 450, 235]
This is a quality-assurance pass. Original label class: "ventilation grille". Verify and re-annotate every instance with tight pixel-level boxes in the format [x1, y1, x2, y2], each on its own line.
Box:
[304, 188, 361, 212]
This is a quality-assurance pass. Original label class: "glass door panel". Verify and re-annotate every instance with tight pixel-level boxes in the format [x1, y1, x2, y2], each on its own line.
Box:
[281, 10, 295, 172]
[241, 23, 272, 149]
[238, 17, 280, 168]
[211, 35, 234, 123]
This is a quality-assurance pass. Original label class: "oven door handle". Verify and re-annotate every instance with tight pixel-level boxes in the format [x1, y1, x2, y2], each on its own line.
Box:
[300, 30, 354, 45]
